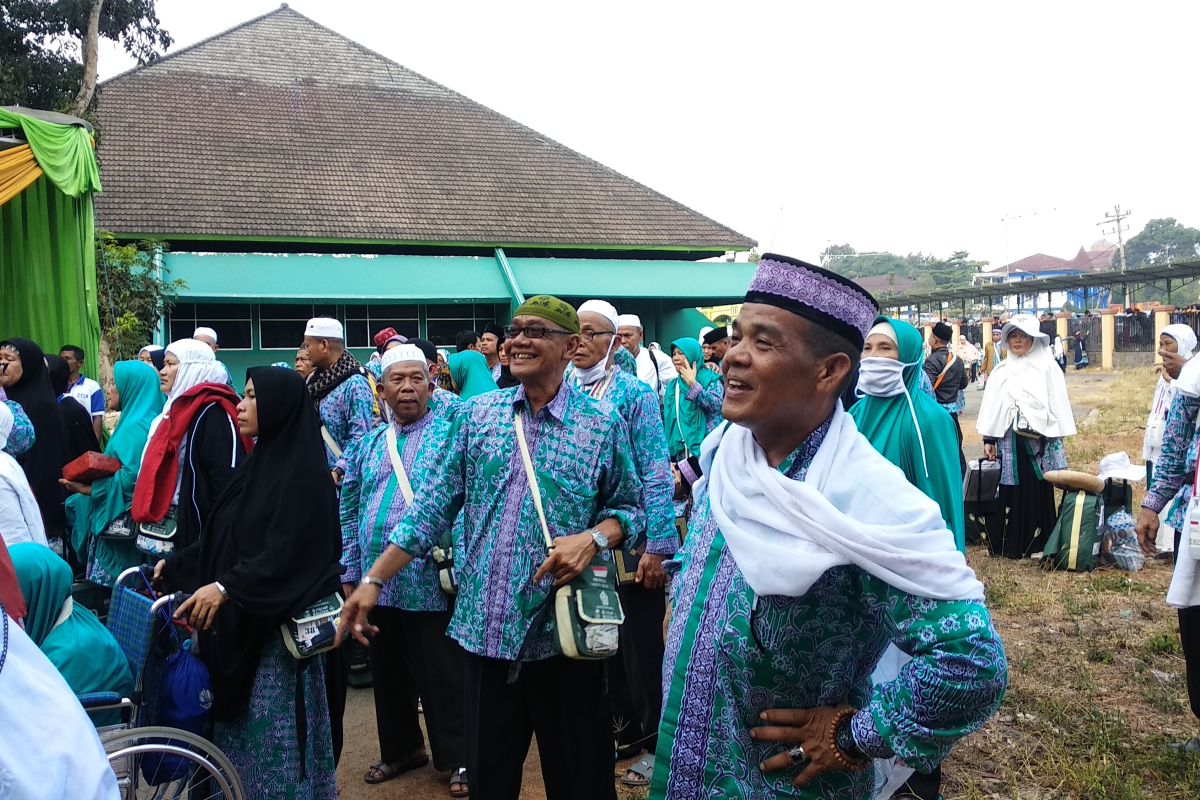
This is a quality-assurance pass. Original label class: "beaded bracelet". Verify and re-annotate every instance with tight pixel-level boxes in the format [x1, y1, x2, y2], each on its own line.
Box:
[828, 707, 870, 771]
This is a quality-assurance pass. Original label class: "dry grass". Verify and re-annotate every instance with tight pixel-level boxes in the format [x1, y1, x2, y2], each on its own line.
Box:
[944, 369, 1200, 799]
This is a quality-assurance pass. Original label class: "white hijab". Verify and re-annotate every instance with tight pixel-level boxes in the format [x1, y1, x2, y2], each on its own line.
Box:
[976, 314, 1076, 439]
[0, 404, 47, 547]
[701, 406, 983, 601]
[144, 339, 231, 445]
[1145, 324, 1199, 460]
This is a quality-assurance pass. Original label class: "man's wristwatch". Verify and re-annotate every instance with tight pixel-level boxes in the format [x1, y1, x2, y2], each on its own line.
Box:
[361, 576, 386, 590]
[214, 581, 228, 600]
[588, 528, 608, 551]
[833, 712, 868, 767]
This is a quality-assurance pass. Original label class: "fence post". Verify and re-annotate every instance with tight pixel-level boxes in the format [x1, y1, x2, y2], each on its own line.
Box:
[951, 320, 961, 344]
[981, 318, 992, 345]
[1154, 307, 1173, 364]
[1101, 311, 1115, 370]
[1055, 312, 1069, 342]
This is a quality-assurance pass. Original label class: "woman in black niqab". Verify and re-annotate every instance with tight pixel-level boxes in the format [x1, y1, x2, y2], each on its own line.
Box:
[162, 366, 341, 716]
[0, 339, 68, 541]
[46, 354, 101, 461]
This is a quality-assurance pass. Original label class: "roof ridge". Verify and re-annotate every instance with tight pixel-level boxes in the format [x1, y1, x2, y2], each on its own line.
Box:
[100, 4, 292, 86]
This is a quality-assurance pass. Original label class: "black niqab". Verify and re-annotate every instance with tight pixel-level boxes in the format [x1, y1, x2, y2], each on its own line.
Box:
[165, 366, 341, 718]
[1, 339, 67, 532]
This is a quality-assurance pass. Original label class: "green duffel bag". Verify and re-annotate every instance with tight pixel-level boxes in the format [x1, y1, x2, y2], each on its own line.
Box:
[1042, 489, 1101, 572]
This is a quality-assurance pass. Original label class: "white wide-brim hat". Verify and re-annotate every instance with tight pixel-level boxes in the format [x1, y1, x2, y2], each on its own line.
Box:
[1097, 452, 1146, 483]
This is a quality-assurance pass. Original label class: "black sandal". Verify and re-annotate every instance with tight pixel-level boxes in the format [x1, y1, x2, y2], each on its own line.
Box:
[363, 751, 430, 784]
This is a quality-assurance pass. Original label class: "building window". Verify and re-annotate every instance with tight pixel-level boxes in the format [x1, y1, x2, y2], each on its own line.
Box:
[344, 305, 420, 349]
[168, 302, 252, 349]
[425, 303, 508, 348]
[259, 303, 337, 350]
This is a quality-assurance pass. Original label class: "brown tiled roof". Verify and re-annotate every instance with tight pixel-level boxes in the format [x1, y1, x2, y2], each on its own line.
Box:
[1062, 245, 1117, 273]
[992, 253, 1071, 275]
[93, 6, 754, 254]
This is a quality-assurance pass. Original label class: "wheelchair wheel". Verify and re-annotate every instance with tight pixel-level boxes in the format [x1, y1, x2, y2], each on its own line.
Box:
[101, 726, 245, 800]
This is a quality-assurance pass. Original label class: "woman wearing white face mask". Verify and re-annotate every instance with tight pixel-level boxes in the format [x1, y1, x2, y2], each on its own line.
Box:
[977, 314, 1076, 559]
[849, 318, 966, 551]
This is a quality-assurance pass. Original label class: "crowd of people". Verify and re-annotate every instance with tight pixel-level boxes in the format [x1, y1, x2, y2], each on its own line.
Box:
[0, 255, 1059, 800]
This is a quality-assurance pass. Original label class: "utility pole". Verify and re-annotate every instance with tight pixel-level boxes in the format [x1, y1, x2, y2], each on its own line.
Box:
[1097, 204, 1131, 272]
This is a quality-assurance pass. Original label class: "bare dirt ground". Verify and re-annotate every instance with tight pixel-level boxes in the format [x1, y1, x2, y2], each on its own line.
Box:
[338, 367, 1200, 800]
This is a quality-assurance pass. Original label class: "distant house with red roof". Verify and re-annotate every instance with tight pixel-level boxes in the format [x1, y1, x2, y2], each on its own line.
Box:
[973, 242, 1117, 312]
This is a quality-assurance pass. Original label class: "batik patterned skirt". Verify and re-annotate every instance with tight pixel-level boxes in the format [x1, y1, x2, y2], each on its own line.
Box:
[212, 635, 337, 800]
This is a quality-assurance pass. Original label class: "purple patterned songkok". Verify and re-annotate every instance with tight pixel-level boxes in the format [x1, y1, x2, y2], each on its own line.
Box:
[744, 253, 879, 347]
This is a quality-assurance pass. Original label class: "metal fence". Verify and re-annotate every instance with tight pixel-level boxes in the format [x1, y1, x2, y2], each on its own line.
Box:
[1113, 313, 1155, 352]
[1172, 308, 1200, 342]
[1039, 319, 1058, 339]
[961, 323, 983, 345]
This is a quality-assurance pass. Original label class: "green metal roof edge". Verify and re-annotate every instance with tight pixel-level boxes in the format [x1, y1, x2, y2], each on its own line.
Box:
[104, 231, 750, 254]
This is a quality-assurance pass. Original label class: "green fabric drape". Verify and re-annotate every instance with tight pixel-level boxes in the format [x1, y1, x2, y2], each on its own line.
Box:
[0, 175, 101, 378]
[9, 542, 135, 703]
[849, 317, 966, 551]
[0, 109, 101, 198]
[448, 351, 498, 399]
[0, 108, 101, 379]
[663, 337, 719, 460]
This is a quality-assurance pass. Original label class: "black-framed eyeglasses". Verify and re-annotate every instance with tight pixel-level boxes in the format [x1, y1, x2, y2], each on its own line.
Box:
[504, 325, 573, 340]
[578, 330, 614, 343]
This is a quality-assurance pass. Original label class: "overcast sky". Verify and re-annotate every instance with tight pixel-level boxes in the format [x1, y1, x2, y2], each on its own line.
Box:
[97, 0, 1199, 268]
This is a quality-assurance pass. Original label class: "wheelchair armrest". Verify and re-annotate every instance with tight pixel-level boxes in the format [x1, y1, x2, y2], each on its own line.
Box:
[78, 692, 125, 708]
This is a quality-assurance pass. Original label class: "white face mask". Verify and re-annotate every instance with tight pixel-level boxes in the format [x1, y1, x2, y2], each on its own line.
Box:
[856, 357, 908, 398]
[574, 333, 618, 387]
[855, 355, 931, 479]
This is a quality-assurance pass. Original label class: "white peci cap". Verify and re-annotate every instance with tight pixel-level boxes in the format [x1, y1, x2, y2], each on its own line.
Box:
[305, 317, 344, 340]
[193, 326, 218, 343]
[381, 344, 427, 373]
[578, 300, 619, 332]
[617, 313, 642, 330]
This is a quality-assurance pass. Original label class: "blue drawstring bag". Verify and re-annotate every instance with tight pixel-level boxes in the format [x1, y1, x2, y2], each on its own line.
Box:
[141, 599, 213, 784]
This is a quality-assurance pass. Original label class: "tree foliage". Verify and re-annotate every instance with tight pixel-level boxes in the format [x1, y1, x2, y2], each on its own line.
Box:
[0, 0, 171, 110]
[1123, 218, 1200, 269]
[95, 231, 184, 362]
[820, 244, 987, 293]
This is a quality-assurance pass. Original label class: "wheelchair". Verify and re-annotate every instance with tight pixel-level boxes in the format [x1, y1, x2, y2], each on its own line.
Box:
[77, 566, 246, 800]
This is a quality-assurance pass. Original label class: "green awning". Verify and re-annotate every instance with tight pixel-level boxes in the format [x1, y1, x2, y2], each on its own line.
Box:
[509, 257, 755, 302]
[163, 252, 511, 302]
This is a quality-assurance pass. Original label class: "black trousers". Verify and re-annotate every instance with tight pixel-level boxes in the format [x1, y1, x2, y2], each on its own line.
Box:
[616, 582, 666, 754]
[369, 605, 466, 770]
[464, 653, 616, 800]
[950, 412, 967, 476]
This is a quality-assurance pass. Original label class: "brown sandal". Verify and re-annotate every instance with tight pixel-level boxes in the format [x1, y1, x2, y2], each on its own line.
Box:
[363, 751, 429, 784]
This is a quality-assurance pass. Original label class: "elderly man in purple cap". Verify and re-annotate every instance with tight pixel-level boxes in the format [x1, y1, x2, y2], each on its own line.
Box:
[651, 254, 1006, 800]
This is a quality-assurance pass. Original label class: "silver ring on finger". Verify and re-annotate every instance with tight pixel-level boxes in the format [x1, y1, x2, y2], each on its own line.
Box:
[787, 745, 808, 766]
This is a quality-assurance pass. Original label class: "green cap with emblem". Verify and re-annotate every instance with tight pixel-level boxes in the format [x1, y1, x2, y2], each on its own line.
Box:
[513, 295, 580, 335]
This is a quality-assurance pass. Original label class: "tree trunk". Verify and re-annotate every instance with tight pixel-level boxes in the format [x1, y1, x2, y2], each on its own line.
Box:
[68, 0, 105, 116]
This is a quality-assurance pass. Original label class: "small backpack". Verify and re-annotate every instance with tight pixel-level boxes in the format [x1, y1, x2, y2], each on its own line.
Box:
[1042, 489, 1100, 572]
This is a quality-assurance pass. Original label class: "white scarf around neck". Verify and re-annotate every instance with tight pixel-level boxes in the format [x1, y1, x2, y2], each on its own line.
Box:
[700, 406, 983, 601]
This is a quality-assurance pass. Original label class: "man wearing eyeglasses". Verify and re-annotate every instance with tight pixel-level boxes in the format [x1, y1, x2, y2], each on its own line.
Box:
[338, 295, 644, 800]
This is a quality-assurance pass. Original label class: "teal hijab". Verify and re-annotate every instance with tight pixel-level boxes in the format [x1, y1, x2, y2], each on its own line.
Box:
[10, 542, 135, 702]
[848, 317, 966, 551]
[663, 337, 720, 460]
[448, 350, 499, 400]
[69, 361, 164, 580]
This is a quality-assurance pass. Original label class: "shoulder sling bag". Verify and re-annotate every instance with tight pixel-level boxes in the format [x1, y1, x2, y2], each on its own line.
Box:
[513, 411, 623, 660]
[386, 426, 457, 596]
[932, 351, 957, 392]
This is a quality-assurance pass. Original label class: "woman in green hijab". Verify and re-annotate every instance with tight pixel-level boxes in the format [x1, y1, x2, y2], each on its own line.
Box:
[849, 317, 966, 551]
[663, 337, 724, 463]
[447, 350, 499, 400]
[61, 360, 164, 585]
[11, 542, 134, 716]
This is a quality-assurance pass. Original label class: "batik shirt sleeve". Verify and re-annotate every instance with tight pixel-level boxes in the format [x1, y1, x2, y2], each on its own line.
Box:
[596, 415, 646, 553]
[622, 381, 679, 555]
[3, 400, 35, 457]
[1143, 392, 1200, 514]
[685, 379, 725, 436]
[390, 414, 467, 559]
[319, 375, 378, 472]
[338, 434, 367, 584]
[849, 583, 1008, 771]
